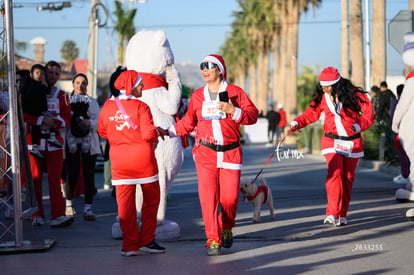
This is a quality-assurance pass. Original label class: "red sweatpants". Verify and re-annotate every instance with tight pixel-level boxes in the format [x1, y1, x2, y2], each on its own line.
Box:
[30, 149, 65, 220]
[116, 182, 160, 252]
[195, 161, 241, 246]
[324, 153, 359, 218]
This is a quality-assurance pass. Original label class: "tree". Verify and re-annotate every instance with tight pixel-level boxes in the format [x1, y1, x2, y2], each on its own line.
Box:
[371, 0, 386, 86]
[341, 0, 350, 79]
[350, 0, 365, 88]
[113, 0, 137, 65]
[60, 40, 79, 67]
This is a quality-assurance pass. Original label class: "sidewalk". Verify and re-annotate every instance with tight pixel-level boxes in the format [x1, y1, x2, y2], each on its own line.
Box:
[2, 144, 413, 275]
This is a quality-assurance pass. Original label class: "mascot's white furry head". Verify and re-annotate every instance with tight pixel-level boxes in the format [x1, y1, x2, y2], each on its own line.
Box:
[403, 32, 414, 67]
[125, 29, 174, 75]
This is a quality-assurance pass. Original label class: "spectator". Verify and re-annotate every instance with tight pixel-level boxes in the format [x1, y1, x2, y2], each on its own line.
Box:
[377, 81, 396, 124]
[277, 104, 287, 141]
[64, 73, 101, 221]
[370, 85, 380, 121]
[266, 105, 280, 145]
[24, 60, 73, 227]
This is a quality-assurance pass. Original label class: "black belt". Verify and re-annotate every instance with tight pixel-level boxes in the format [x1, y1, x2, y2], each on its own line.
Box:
[199, 140, 240, 152]
[324, 132, 361, 141]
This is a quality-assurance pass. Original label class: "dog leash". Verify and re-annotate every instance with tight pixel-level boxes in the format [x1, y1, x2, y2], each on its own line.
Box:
[252, 128, 295, 182]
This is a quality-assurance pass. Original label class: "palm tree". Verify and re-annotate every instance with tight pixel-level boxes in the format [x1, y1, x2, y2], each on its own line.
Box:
[113, 0, 137, 65]
[341, 0, 350, 79]
[371, 0, 386, 86]
[350, 0, 365, 88]
[60, 40, 79, 67]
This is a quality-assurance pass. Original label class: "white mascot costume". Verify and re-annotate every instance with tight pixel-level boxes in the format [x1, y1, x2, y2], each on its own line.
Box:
[392, 32, 414, 221]
[112, 30, 185, 239]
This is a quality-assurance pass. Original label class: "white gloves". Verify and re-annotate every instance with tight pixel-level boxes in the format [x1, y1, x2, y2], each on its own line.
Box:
[290, 121, 298, 130]
[351, 123, 361, 133]
[165, 64, 179, 84]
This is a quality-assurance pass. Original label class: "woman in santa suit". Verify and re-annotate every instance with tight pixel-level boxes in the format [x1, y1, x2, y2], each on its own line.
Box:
[98, 70, 165, 256]
[290, 67, 374, 226]
[162, 54, 258, 256]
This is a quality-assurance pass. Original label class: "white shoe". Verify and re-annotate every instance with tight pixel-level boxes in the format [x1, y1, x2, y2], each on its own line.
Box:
[32, 215, 45, 226]
[336, 217, 347, 226]
[393, 174, 410, 185]
[324, 215, 337, 225]
[50, 216, 74, 227]
[65, 206, 76, 217]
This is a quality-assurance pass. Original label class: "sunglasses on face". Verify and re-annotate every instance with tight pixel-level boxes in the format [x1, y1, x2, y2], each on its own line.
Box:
[200, 62, 217, 70]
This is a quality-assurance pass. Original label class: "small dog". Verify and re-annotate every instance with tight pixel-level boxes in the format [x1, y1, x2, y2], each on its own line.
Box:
[240, 176, 275, 222]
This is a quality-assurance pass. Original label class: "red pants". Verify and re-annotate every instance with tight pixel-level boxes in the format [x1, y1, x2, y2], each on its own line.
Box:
[30, 149, 65, 220]
[195, 161, 240, 246]
[324, 153, 359, 218]
[116, 182, 160, 252]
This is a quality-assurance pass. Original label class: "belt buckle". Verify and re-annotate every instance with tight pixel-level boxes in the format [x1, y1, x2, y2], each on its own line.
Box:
[215, 144, 221, 151]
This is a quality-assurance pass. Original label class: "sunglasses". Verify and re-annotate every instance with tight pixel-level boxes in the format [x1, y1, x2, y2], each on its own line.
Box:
[200, 62, 217, 70]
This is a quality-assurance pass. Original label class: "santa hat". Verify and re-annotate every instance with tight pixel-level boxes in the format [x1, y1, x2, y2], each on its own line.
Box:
[319, 67, 341, 86]
[203, 54, 227, 79]
[403, 32, 414, 67]
[114, 70, 142, 96]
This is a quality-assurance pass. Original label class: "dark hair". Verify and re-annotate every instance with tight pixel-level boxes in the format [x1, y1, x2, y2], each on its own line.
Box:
[380, 81, 388, 88]
[72, 73, 88, 85]
[370, 85, 380, 94]
[109, 66, 127, 97]
[45, 60, 61, 71]
[16, 69, 30, 79]
[396, 84, 404, 97]
[30, 64, 45, 75]
[311, 77, 368, 116]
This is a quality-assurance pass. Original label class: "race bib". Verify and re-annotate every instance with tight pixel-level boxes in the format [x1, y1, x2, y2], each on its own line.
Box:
[47, 97, 59, 114]
[202, 101, 226, 120]
[334, 139, 354, 157]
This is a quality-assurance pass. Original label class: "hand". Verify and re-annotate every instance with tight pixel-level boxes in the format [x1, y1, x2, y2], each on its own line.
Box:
[165, 64, 179, 83]
[218, 100, 235, 115]
[79, 119, 91, 128]
[290, 121, 299, 131]
[351, 123, 360, 133]
[156, 127, 168, 140]
[42, 116, 56, 128]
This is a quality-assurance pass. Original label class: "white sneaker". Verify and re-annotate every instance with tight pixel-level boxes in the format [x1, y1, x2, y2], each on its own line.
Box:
[324, 215, 337, 225]
[32, 215, 45, 226]
[393, 174, 410, 185]
[336, 217, 347, 226]
[65, 206, 76, 217]
[50, 216, 74, 227]
[121, 249, 138, 257]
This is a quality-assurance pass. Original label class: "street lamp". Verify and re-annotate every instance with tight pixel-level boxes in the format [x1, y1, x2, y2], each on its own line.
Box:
[36, 1, 71, 12]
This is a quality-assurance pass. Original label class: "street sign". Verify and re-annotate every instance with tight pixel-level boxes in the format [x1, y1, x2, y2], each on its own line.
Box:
[389, 10, 414, 55]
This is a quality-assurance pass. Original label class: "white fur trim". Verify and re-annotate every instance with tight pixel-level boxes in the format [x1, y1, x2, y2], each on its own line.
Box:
[320, 76, 341, 86]
[112, 174, 159, 185]
[204, 56, 225, 77]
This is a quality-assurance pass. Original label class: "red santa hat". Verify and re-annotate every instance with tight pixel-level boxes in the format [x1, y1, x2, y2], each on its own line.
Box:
[114, 70, 142, 96]
[203, 54, 227, 79]
[319, 67, 341, 86]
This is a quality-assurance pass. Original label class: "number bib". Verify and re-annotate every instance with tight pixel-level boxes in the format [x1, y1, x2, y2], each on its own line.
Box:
[47, 97, 59, 114]
[202, 101, 226, 120]
[334, 139, 354, 157]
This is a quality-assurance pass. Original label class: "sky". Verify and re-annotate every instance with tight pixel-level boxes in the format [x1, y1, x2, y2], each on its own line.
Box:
[9, 0, 411, 77]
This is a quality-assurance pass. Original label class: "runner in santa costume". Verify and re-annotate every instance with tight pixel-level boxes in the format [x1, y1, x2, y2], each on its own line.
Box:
[164, 54, 258, 256]
[290, 67, 374, 226]
[98, 70, 165, 256]
[24, 61, 73, 227]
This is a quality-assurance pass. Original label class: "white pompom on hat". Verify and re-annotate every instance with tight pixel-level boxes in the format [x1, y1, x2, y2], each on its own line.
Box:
[319, 67, 341, 86]
[203, 54, 227, 79]
[403, 32, 414, 67]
